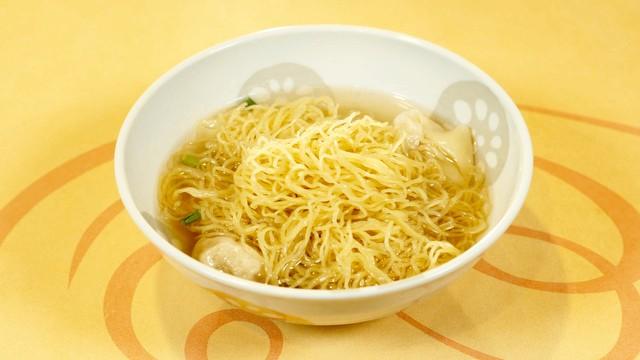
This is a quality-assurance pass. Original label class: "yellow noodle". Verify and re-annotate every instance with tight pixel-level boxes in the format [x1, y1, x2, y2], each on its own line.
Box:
[159, 96, 488, 289]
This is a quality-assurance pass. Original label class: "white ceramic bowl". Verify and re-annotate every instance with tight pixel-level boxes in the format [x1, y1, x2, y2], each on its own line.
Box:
[115, 25, 533, 325]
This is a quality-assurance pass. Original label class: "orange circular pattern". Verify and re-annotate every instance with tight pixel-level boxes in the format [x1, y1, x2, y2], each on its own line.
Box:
[184, 309, 283, 360]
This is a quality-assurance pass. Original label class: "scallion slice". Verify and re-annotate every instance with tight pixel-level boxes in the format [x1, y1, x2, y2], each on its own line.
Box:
[182, 210, 201, 225]
[181, 154, 200, 167]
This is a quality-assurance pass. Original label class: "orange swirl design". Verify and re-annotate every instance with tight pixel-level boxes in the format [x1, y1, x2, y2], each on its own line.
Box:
[184, 309, 284, 360]
[82, 201, 285, 359]
[0, 141, 115, 247]
[474, 226, 616, 293]
[102, 242, 285, 359]
[396, 311, 501, 360]
[103, 243, 161, 360]
[471, 157, 640, 359]
[533, 157, 640, 286]
[1, 105, 638, 358]
[69, 199, 124, 286]
[517, 104, 640, 137]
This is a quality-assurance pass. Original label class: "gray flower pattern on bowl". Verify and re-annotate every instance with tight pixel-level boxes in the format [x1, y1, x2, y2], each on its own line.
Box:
[239, 63, 332, 103]
[432, 81, 509, 183]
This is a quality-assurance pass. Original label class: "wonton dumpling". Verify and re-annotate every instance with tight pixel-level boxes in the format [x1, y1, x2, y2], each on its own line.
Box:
[393, 109, 475, 183]
[192, 236, 263, 280]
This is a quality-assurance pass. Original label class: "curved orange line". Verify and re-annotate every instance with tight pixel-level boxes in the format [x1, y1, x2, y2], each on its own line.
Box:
[476, 158, 640, 293]
[518, 104, 640, 137]
[506, 226, 614, 273]
[396, 311, 501, 360]
[534, 157, 640, 285]
[474, 260, 609, 293]
[534, 157, 640, 359]
[609, 285, 640, 359]
[68, 200, 124, 286]
[472, 157, 640, 357]
[0, 141, 115, 247]
[474, 226, 617, 293]
[103, 244, 162, 360]
[184, 309, 284, 360]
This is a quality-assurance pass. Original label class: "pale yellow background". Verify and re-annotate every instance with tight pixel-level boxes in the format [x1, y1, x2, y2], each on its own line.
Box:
[1, 1, 639, 359]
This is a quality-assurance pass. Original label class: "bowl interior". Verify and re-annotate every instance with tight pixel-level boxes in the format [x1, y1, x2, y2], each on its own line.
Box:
[116, 26, 531, 291]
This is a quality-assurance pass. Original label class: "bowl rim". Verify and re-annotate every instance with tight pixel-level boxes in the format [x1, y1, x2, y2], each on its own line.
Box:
[115, 24, 533, 301]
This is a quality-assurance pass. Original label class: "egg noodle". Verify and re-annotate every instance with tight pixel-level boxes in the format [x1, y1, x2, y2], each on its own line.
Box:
[159, 96, 487, 289]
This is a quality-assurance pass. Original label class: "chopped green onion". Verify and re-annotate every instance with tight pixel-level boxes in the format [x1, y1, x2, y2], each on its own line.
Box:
[181, 154, 200, 167]
[244, 97, 256, 106]
[182, 210, 201, 225]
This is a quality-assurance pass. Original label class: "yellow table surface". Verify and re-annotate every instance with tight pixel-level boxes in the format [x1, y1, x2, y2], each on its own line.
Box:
[2, 1, 639, 359]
